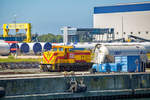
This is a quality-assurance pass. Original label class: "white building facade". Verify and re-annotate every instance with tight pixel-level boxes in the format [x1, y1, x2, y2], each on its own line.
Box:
[93, 2, 150, 40]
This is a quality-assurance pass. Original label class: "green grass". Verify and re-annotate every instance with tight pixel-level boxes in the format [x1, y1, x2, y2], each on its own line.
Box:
[0, 56, 41, 63]
[147, 54, 150, 60]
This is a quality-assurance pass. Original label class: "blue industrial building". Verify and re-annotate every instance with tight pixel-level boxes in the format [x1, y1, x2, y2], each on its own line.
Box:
[61, 27, 114, 44]
[93, 2, 150, 41]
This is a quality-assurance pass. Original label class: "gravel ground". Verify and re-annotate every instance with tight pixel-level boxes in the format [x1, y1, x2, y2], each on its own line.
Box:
[0, 68, 150, 78]
[0, 56, 42, 59]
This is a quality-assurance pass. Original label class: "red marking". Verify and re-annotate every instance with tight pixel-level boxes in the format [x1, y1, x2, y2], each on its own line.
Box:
[5, 41, 19, 43]
[43, 53, 54, 63]
[75, 60, 86, 63]
[74, 52, 90, 55]
[55, 56, 65, 62]
[54, 52, 90, 62]
[54, 53, 58, 56]
[10, 48, 18, 51]
[67, 53, 69, 58]
[55, 53, 90, 62]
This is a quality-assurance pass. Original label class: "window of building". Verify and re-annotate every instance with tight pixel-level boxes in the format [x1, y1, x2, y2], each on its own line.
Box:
[131, 32, 133, 34]
[138, 32, 141, 34]
[123, 32, 126, 34]
[68, 30, 76, 35]
[116, 32, 119, 34]
[146, 31, 149, 34]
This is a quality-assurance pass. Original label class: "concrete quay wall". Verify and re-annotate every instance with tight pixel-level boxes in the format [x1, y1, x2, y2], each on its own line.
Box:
[0, 73, 150, 100]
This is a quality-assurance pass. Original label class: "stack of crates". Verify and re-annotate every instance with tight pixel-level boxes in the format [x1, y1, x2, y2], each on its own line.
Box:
[115, 56, 141, 72]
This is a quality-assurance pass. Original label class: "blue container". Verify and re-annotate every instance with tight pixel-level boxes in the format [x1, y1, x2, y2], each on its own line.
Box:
[106, 63, 122, 72]
[92, 63, 111, 72]
[128, 56, 140, 72]
[115, 56, 140, 72]
[110, 63, 118, 72]
[20, 43, 29, 53]
[33, 43, 42, 54]
[92, 55, 141, 73]
[115, 56, 127, 72]
[44, 42, 52, 51]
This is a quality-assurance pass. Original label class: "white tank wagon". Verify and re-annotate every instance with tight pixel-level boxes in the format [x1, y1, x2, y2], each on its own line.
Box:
[101, 42, 150, 63]
[0, 42, 10, 56]
[91, 44, 148, 73]
[93, 44, 147, 64]
[103, 42, 150, 53]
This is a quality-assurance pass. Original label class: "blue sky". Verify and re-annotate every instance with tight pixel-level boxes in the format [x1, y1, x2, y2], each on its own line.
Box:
[0, 0, 150, 35]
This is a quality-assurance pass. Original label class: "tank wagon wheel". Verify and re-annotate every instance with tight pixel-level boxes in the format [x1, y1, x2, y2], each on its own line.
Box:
[55, 64, 61, 72]
[89, 68, 96, 74]
[40, 65, 44, 71]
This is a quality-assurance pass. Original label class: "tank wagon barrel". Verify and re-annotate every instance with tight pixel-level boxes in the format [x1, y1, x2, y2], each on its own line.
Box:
[92, 44, 147, 73]
[97, 45, 146, 56]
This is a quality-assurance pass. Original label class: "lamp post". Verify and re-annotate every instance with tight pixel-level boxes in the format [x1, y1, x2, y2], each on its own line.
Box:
[14, 14, 17, 58]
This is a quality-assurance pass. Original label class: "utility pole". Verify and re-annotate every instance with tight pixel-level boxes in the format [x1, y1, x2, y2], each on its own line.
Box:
[14, 14, 17, 58]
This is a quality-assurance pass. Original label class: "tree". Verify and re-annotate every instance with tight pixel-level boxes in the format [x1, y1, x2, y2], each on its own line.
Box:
[55, 35, 63, 43]
[37, 33, 63, 43]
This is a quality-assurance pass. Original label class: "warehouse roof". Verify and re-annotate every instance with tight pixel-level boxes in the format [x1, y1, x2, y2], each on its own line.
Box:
[94, 2, 150, 14]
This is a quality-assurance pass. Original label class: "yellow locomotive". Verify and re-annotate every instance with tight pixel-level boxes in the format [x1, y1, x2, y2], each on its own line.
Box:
[40, 45, 92, 72]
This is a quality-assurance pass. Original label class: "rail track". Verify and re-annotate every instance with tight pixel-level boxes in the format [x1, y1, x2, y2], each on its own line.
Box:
[0, 62, 39, 69]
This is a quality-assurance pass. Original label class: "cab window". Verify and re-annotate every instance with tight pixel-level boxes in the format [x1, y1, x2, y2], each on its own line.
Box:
[53, 48, 57, 51]
[59, 48, 63, 51]
[69, 48, 73, 52]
